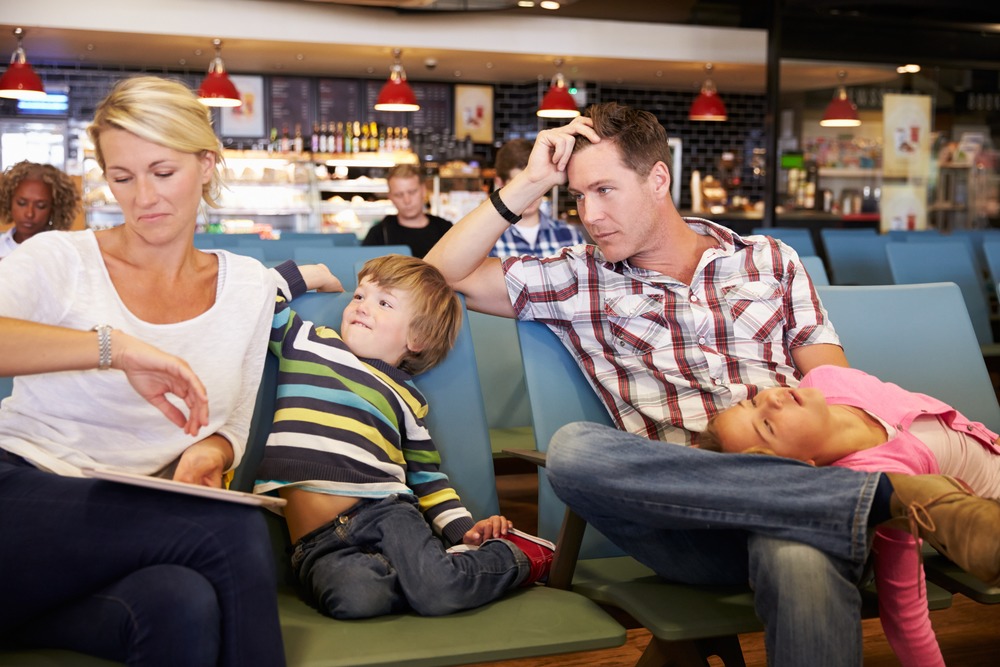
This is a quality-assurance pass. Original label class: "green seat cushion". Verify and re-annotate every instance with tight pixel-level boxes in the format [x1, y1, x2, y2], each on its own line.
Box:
[277, 585, 625, 667]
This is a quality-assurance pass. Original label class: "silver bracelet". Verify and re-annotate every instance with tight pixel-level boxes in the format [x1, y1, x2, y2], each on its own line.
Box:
[94, 325, 112, 370]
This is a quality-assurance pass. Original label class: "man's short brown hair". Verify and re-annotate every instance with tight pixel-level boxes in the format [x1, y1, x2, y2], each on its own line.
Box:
[573, 102, 672, 179]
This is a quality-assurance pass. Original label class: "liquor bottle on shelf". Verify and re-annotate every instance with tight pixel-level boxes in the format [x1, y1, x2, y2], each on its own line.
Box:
[319, 122, 328, 153]
[342, 122, 351, 154]
[311, 123, 321, 154]
[280, 125, 290, 153]
[369, 122, 379, 152]
[333, 122, 342, 154]
[352, 121, 361, 154]
[360, 123, 370, 152]
[293, 124, 304, 155]
[400, 127, 410, 152]
[268, 127, 278, 154]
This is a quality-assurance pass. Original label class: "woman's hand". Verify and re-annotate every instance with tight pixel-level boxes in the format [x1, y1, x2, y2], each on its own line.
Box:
[174, 435, 233, 487]
[112, 330, 209, 436]
[463, 515, 513, 546]
[299, 263, 345, 293]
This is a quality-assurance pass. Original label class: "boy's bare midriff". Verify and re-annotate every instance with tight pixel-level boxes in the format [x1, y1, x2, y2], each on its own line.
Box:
[279, 487, 362, 544]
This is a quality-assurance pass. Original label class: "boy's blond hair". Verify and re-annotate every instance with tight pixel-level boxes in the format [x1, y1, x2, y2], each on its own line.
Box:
[357, 254, 462, 375]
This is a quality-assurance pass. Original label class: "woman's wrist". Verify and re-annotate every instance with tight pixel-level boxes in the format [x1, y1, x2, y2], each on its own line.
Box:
[93, 325, 113, 370]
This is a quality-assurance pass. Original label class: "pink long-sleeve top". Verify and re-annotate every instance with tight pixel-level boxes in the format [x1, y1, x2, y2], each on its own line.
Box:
[802, 365, 1000, 667]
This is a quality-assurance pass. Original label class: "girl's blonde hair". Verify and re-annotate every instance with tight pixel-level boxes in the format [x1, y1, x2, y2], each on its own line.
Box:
[87, 76, 225, 207]
[0, 161, 81, 230]
[698, 414, 778, 457]
[357, 254, 462, 375]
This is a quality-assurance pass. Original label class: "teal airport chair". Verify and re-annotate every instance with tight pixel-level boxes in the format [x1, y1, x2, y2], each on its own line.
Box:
[818, 282, 1000, 603]
[238, 237, 344, 263]
[222, 244, 266, 262]
[800, 255, 830, 286]
[981, 240, 1000, 307]
[885, 241, 997, 351]
[514, 320, 759, 666]
[817, 283, 1000, 433]
[279, 232, 358, 246]
[751, 227, 817, 257]
[232, 292, 625, 667]
[294, 245, 411, 291]
[902, 231, 986, 287]
[821, 231, 893, 285]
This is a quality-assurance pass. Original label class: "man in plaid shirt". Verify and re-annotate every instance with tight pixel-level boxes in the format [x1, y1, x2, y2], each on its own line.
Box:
[489, 138, 586, 260]
[425, 103, 988, 666]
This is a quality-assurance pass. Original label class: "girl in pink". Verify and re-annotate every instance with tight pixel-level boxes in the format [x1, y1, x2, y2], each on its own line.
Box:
[702, 364, 1000, 667]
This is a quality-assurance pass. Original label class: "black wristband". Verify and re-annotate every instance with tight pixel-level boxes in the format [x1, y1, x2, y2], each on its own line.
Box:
[489, 189, 522, 224]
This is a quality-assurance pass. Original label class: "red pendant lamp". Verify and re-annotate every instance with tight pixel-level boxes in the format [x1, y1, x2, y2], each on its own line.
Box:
[197, 39, 242, 108]
[820, 70, 860, 128]
[537, 58, 579, 119]
[689, 63, 727, 122]
[375, 49, 419, 112]
[0, 28, 46, 100]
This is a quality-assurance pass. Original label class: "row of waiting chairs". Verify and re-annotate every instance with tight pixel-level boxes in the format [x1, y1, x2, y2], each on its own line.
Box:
[0, 292, 626, 667]
[757, 227, 1000, 290]
[760, 228, 1000, 352]
[513, 281, 1000, 665]
[2, 279, 995, 665]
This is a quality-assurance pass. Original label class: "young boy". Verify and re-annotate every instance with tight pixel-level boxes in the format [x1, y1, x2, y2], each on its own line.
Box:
[257, 255, 554, 619]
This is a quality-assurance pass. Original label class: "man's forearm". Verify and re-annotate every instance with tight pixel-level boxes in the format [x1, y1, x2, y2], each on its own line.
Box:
[425, 176, 552, 283]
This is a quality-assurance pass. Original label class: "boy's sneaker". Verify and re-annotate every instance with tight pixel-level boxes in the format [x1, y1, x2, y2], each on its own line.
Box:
[504, 528, 555, 587]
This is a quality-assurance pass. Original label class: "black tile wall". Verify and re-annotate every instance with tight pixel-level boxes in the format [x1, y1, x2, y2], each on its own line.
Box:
[3, 64, 766, 210]
[493, 81, 767, 210]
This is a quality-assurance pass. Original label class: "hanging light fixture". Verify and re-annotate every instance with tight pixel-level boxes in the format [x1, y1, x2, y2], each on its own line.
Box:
[197, 39, 241, 108]
[537, 58, 579, 119]
[689, 63, 727, 122]
[375, 48, 419, 112]
[820, 70, 860, 127]
[0, 28, 46, 100]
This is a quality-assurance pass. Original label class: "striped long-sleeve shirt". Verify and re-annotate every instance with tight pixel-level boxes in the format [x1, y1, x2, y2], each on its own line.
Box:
[254, 264, 474, 545]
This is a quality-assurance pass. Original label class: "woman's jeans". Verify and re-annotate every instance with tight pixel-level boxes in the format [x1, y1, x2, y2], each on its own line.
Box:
[0, 450, 285, 667]
[291, 494, 527, 619]
[546, 422, 881, 667]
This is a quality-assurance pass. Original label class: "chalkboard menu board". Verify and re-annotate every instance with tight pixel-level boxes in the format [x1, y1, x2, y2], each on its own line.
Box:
[365, 81, 453, 132]
[317, 79, 363, 126]
[269, 76, 313, 135]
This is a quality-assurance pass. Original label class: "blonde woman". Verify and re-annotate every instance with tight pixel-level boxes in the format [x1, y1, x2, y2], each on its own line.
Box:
[0, 160, 81, 258]
[0, 77, 284, 666]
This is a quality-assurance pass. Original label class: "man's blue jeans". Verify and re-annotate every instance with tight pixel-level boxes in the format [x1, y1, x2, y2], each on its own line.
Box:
[546, 422, 880, 666]
[291, 494, 527, 619]
[0, 451, 285, 667]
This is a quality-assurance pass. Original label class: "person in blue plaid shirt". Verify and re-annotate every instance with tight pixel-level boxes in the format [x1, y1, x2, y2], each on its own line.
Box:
[488, 138, 586, 259]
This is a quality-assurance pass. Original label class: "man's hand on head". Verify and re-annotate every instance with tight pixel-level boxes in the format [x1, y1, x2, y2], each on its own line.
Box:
[523, 116, 600, 188]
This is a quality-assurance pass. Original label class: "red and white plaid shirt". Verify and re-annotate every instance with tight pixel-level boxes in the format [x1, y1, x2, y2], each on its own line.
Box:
[503, 219, 840, 444]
